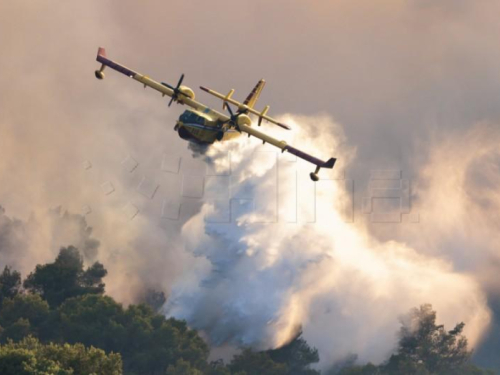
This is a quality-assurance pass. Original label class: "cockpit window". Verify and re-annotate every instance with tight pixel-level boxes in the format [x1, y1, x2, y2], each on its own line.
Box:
[180, 110, 204, 123]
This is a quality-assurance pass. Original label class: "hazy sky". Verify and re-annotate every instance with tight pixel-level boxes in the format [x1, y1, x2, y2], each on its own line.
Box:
[1, 0, 500, 370]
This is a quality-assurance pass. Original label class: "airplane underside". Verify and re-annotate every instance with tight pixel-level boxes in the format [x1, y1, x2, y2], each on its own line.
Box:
[177, 125, 210, 144]
[176, 121, 240, 145]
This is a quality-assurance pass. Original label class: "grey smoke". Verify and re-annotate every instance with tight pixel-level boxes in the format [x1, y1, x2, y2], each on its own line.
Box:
[0, 206, 100, 274]
[164, 115, 492, 370]
[2, 0, 500, 370]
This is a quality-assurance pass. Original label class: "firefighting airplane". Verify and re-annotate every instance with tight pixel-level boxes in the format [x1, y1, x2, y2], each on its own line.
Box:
[94, 47, 336, 181]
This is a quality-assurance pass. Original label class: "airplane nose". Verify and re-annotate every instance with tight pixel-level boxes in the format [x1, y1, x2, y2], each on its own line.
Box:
[177, 126, 194, 141]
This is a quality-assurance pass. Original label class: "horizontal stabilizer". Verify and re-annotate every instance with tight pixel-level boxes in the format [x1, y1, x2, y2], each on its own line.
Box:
[200, 85, 291, 130]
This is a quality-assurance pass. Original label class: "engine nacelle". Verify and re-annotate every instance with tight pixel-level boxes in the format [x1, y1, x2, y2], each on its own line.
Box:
[178, 86, 195, 101]
[236, 114, 252, 127]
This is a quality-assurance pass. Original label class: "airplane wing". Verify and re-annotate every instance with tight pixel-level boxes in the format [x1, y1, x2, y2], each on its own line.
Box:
[199, 84, 336, 179]
[94, 47, 230, 121]
[237, 123, 336, 180]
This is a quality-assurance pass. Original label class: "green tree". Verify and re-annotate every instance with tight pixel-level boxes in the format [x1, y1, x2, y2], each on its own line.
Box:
[336, 363, 379, 375]
[0, 266, 21, 307]
[228, 333, 320, 375]
[268, 332, 320, 374]
[58, 294, 127, 353]
[0, 335, 122, 375]
[206, 359, 231, 375]
[0, 318, 31, 343]
[141, 288, 167, 311]
[121, 304, 209, 374]
[229, 349, 288, 375]
[0, 294, 50, 342]
[58, 294, 209, 374]
[336, 305, 494, 375]
[384, 304, 470, 375]
[337, 305, 494, 375]
[166, 358, 203, 375]
[23, 246, 107, 307]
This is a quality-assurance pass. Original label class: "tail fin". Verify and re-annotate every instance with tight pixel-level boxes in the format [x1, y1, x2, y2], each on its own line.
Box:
[243, 79, 266, 109]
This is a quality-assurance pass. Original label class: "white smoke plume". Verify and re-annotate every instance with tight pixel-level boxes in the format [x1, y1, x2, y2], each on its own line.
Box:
[407, 124, 500, 273]
[165, 115, 492, 369]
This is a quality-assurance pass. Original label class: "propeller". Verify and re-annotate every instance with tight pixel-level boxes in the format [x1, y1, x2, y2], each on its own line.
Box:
[216, 102, 241, 138]
[161, 73, 185, 107]
[225, 102, 235, 118]
[224, 103, 240, 128]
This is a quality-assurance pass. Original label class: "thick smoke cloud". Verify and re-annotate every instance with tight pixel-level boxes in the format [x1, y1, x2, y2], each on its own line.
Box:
[0, 1, 194, 303]
[1, 0, 500, 369]
[0, 207, 99, 274]
[404, 125, 500, 368]
[165, 115, 491, 369]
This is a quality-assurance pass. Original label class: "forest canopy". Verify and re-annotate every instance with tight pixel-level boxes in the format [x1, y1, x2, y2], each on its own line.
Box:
[0, 247, 493, 375]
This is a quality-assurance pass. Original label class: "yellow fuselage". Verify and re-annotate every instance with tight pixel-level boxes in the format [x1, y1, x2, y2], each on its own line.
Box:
[176, 109, 241, 144]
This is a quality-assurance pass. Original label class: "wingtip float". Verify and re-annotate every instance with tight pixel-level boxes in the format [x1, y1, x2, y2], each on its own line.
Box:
[94, 47, 336, 181]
